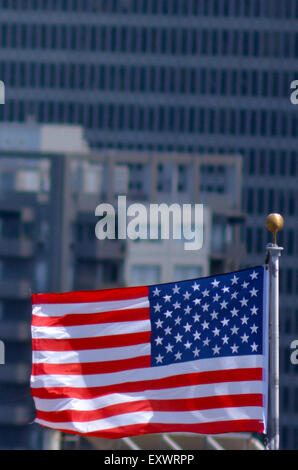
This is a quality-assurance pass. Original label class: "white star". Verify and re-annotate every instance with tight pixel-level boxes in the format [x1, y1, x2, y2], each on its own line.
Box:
[251, 342, 258, 352]
[250, 271, 259, 280]
[173, 301, 181, 309]
[153, 287, 161, 296]
[240, 297, 248, 307]
[240, 315, 249, 325]
[175, 351, 182, 360]
[193, 330, 201, 340]
[220, 300, 228, 309]
[202, 289, 210, 297]
[155, 319, 163, 328]
[212, 344, 221, 355]
[155, 354, 164, 364]
[172, 284, 180, 294]
[202, 303, 209, 312]
[184, 340, 192, 349]
[192, 282, 200, 291]
[183, 291, 191, 300]
[230, 307, 239, 317]
[201, 320, 209, 330]
[221, 286, 230, 293]
[241, 333, 249, 343]
[250, 305, 258, 315]
[154, 303, 162, 312]
[183, 322, 192, 332]
[203, 337, 211, 346]
[165, 343, 174, 353]
[211, 279, 220, 288]
[210, 310, 219, 320]
[174, 316, 182, 325]
[155, 336, 163, 345]
[221, 317, 230, 326]
[174, 332, 183, 343]
[222, 334, 229, 344]
[184, 305, 192, 314]
[193, 347, 200, 357]
[249, 287, 258, 297]
[231, 291, 238, 299]
[213, 293, 221, 302]
[231, 343, 239, 354]
[164, 326, 172, 335]
[231, 325, 239, 335]
[193, 313, 201, 322]
[212, 327, 220, 337]
[193, 298, 201, 306]
[250, 324, 259, 334]
[164, 310, 172, 318]
[241, 281, 249, 289]
[231, 275, 239, 285]
[163, 294, 172, 302]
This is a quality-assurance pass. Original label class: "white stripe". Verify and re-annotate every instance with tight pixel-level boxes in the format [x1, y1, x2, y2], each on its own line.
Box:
[32, 320, 150, 340]
[32, 297, 149, 317]
[30, 354, 264, 389]
[34, 380, 264, 412]
[32, 343, 151, 364]
[35, 407, 264, 433]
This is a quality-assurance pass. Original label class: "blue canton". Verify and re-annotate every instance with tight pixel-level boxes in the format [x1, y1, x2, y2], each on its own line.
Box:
[148, 266, 265, 367]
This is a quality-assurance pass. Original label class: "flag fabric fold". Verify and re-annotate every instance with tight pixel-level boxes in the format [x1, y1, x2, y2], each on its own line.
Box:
[30, 266, 269, 438]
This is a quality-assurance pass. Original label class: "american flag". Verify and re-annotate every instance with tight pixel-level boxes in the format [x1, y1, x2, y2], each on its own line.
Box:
[31, 266, 269, 438]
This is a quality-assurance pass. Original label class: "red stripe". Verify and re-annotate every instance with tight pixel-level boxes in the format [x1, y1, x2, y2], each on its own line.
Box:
[32, 356, 151, 376]
[35, 393, 263, 423]
[31, 286, 148, 304]
[32, 331, 150, 351]
[37, 419, 264, 437]
[31, 307, 149, 327]
[31, 367, 263, 399]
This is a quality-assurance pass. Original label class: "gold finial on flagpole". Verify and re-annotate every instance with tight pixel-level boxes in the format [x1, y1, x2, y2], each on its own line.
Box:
[266, 213, 284, 246]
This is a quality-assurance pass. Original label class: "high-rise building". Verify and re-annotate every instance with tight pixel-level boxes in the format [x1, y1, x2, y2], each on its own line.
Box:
[0, 1, 297, 448]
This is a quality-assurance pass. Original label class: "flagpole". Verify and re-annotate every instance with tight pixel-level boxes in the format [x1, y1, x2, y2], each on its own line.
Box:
[265, 213, 284, 451]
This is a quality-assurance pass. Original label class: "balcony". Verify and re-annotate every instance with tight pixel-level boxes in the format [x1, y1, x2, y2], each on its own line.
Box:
[0, 238, 34, 258]
[74, 240, 126, 260]
[0, 321, 30, 341]
[0, 404, 32, 425]
[0, 280, 31, 299]
[0, 363, 31, 384]
[210, 240, 246, 275]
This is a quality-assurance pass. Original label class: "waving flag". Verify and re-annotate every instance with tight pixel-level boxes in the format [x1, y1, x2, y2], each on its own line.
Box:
[30, 266, 269, 438]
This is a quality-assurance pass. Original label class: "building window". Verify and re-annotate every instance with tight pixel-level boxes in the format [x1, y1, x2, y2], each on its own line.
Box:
[246, 227, 253, 254]
[16, 170, 41, 192]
